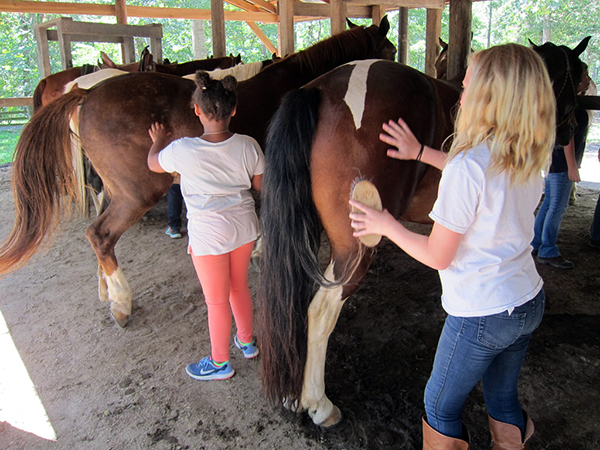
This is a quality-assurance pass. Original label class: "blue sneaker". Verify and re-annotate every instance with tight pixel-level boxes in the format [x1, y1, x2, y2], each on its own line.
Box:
[234, 335, 259, 359]
[165, 226, 182, 239]
[185, 357, 234, 380]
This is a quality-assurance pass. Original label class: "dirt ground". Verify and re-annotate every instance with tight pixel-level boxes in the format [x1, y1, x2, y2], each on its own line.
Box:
[0, 152, 599, 450]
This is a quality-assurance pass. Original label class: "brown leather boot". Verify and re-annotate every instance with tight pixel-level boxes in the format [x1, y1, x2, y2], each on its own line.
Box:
[422, 417, 469, 450]
[488, 411, 534, 450]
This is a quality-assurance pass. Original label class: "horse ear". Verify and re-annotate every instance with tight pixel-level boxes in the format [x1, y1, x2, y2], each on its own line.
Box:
[528, 38, 539, 50]
[439, 38, 448, 50]
[346, 18, 357, 29]
[100, 51, 117, 69]
[573, 36, 591, 57]
[379, 15, 390, 36]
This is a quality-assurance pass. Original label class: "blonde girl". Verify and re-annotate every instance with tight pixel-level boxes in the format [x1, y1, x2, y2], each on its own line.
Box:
[350, 44, 555, 448]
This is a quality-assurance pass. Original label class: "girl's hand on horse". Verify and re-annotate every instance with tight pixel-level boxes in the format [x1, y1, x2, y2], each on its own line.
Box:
[148, 122, 172, 144]
[380, 118, 421, 161]
[349, 200, 397, 238]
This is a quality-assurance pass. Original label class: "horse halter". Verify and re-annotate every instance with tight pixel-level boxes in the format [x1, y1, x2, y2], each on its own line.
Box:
[554, 48, 578, 128]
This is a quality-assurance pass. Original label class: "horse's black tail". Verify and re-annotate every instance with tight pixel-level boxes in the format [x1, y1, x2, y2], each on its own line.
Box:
[258, 87, 322, 407]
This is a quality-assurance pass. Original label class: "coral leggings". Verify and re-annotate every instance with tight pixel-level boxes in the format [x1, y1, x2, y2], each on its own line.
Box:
[190, 241, 255, 363]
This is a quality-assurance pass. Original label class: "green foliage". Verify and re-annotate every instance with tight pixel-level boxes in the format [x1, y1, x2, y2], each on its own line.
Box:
[0, 127, 21, 166]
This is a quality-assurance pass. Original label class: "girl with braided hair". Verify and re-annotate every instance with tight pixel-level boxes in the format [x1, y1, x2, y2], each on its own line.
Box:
[148, 71, 264, 380]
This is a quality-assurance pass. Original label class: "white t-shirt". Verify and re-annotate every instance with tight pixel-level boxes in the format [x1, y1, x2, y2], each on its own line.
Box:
[429, 143, 544, 317]
[158, 134, 264, 256]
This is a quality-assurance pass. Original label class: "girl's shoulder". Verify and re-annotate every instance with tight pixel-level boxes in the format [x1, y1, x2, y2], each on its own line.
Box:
[232, 133, 260, 146]
[448, 143, 490, 169]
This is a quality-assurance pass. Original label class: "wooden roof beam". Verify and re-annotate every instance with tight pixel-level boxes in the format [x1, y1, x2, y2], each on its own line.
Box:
[0, 1, 279, 23]
[246, 21, 278, 54]
[294, 1, 371, 19]
[343, 0, 443, 8]
[242, 0, 278, 14]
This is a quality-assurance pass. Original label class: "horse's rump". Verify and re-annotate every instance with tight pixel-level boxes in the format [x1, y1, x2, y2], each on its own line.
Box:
[259, 59, 460, 406]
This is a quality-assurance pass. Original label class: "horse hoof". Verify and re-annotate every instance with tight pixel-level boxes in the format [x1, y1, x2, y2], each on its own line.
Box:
[110, 310, 129, 328]
[315, 405, 342, 427]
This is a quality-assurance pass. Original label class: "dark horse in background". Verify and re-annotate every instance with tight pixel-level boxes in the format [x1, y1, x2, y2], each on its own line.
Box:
[257, 37, 589, 427]
[0, 18, 396, 327]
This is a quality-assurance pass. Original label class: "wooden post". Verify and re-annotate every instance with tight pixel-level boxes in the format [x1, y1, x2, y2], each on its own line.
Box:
[149, 23, 162, 63]
[448, 0, 471, 80]
[278, 0, 293, 57]
[34, 22, 51, 77]
[330, 0, 346, 36]
[371, 5, 385, 26]
[115, 0, 134, 63]
[211, 0, 226, 57]
[425, 8, 442, 77]
[398, 7, 408, 64]
[56, 18, 73, 69]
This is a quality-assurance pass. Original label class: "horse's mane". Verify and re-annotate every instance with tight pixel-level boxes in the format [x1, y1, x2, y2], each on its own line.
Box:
[292, 26, 375, 74]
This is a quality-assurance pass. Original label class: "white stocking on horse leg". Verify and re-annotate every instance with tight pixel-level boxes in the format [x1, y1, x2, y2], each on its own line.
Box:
[100, 267, 132, 327]
[301, 263, 345, 427]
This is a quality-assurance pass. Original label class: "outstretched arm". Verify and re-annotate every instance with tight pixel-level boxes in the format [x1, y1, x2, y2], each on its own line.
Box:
[380, 118, 448, 171]
[147, 122, 172, 173]
[349, 200, 462, 271]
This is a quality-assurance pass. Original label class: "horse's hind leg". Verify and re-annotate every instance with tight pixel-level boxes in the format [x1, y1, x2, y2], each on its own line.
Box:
[300, 253, 372, 427]
[85, 198, 150, 327]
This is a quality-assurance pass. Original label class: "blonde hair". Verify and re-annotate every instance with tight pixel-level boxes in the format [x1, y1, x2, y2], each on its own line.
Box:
[448, 44, 556, 184]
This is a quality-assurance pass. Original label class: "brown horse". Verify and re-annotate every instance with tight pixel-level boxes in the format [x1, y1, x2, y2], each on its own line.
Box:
[32, 54, 242, 110]
[0, 18, 396, 327]
[257, 38, 589, 427]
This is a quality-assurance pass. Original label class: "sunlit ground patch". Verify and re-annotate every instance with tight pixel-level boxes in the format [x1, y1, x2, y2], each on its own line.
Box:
[0, 310, 56, 441]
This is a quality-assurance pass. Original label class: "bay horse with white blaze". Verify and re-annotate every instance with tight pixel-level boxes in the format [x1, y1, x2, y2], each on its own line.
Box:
[0, 18, 396, 327]
[258, 37, 589, 427]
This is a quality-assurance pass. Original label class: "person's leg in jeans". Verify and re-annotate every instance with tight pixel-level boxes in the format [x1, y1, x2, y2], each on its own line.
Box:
[482, 290, 545, 435]
[167, 182, 183, 232]
[590, 193, 600, 247]
[424, 290, 545, 439]
[534, 172, 573, 258]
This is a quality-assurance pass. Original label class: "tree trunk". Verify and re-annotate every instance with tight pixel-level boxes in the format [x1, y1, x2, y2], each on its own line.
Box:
[192, 20, 207, 59]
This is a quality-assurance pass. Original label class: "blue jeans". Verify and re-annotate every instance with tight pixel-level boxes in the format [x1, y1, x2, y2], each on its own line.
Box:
[532, 172, 573, 258]
[424, 289, 545, 439]
[167, 183, 183, 231]
[591, 193, 600, 242]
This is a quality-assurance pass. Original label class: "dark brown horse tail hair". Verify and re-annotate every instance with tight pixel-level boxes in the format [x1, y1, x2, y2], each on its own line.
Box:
[258, 87, 322, 408]
[32, 77, 46, 112]
[0, 88, 88, 275]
